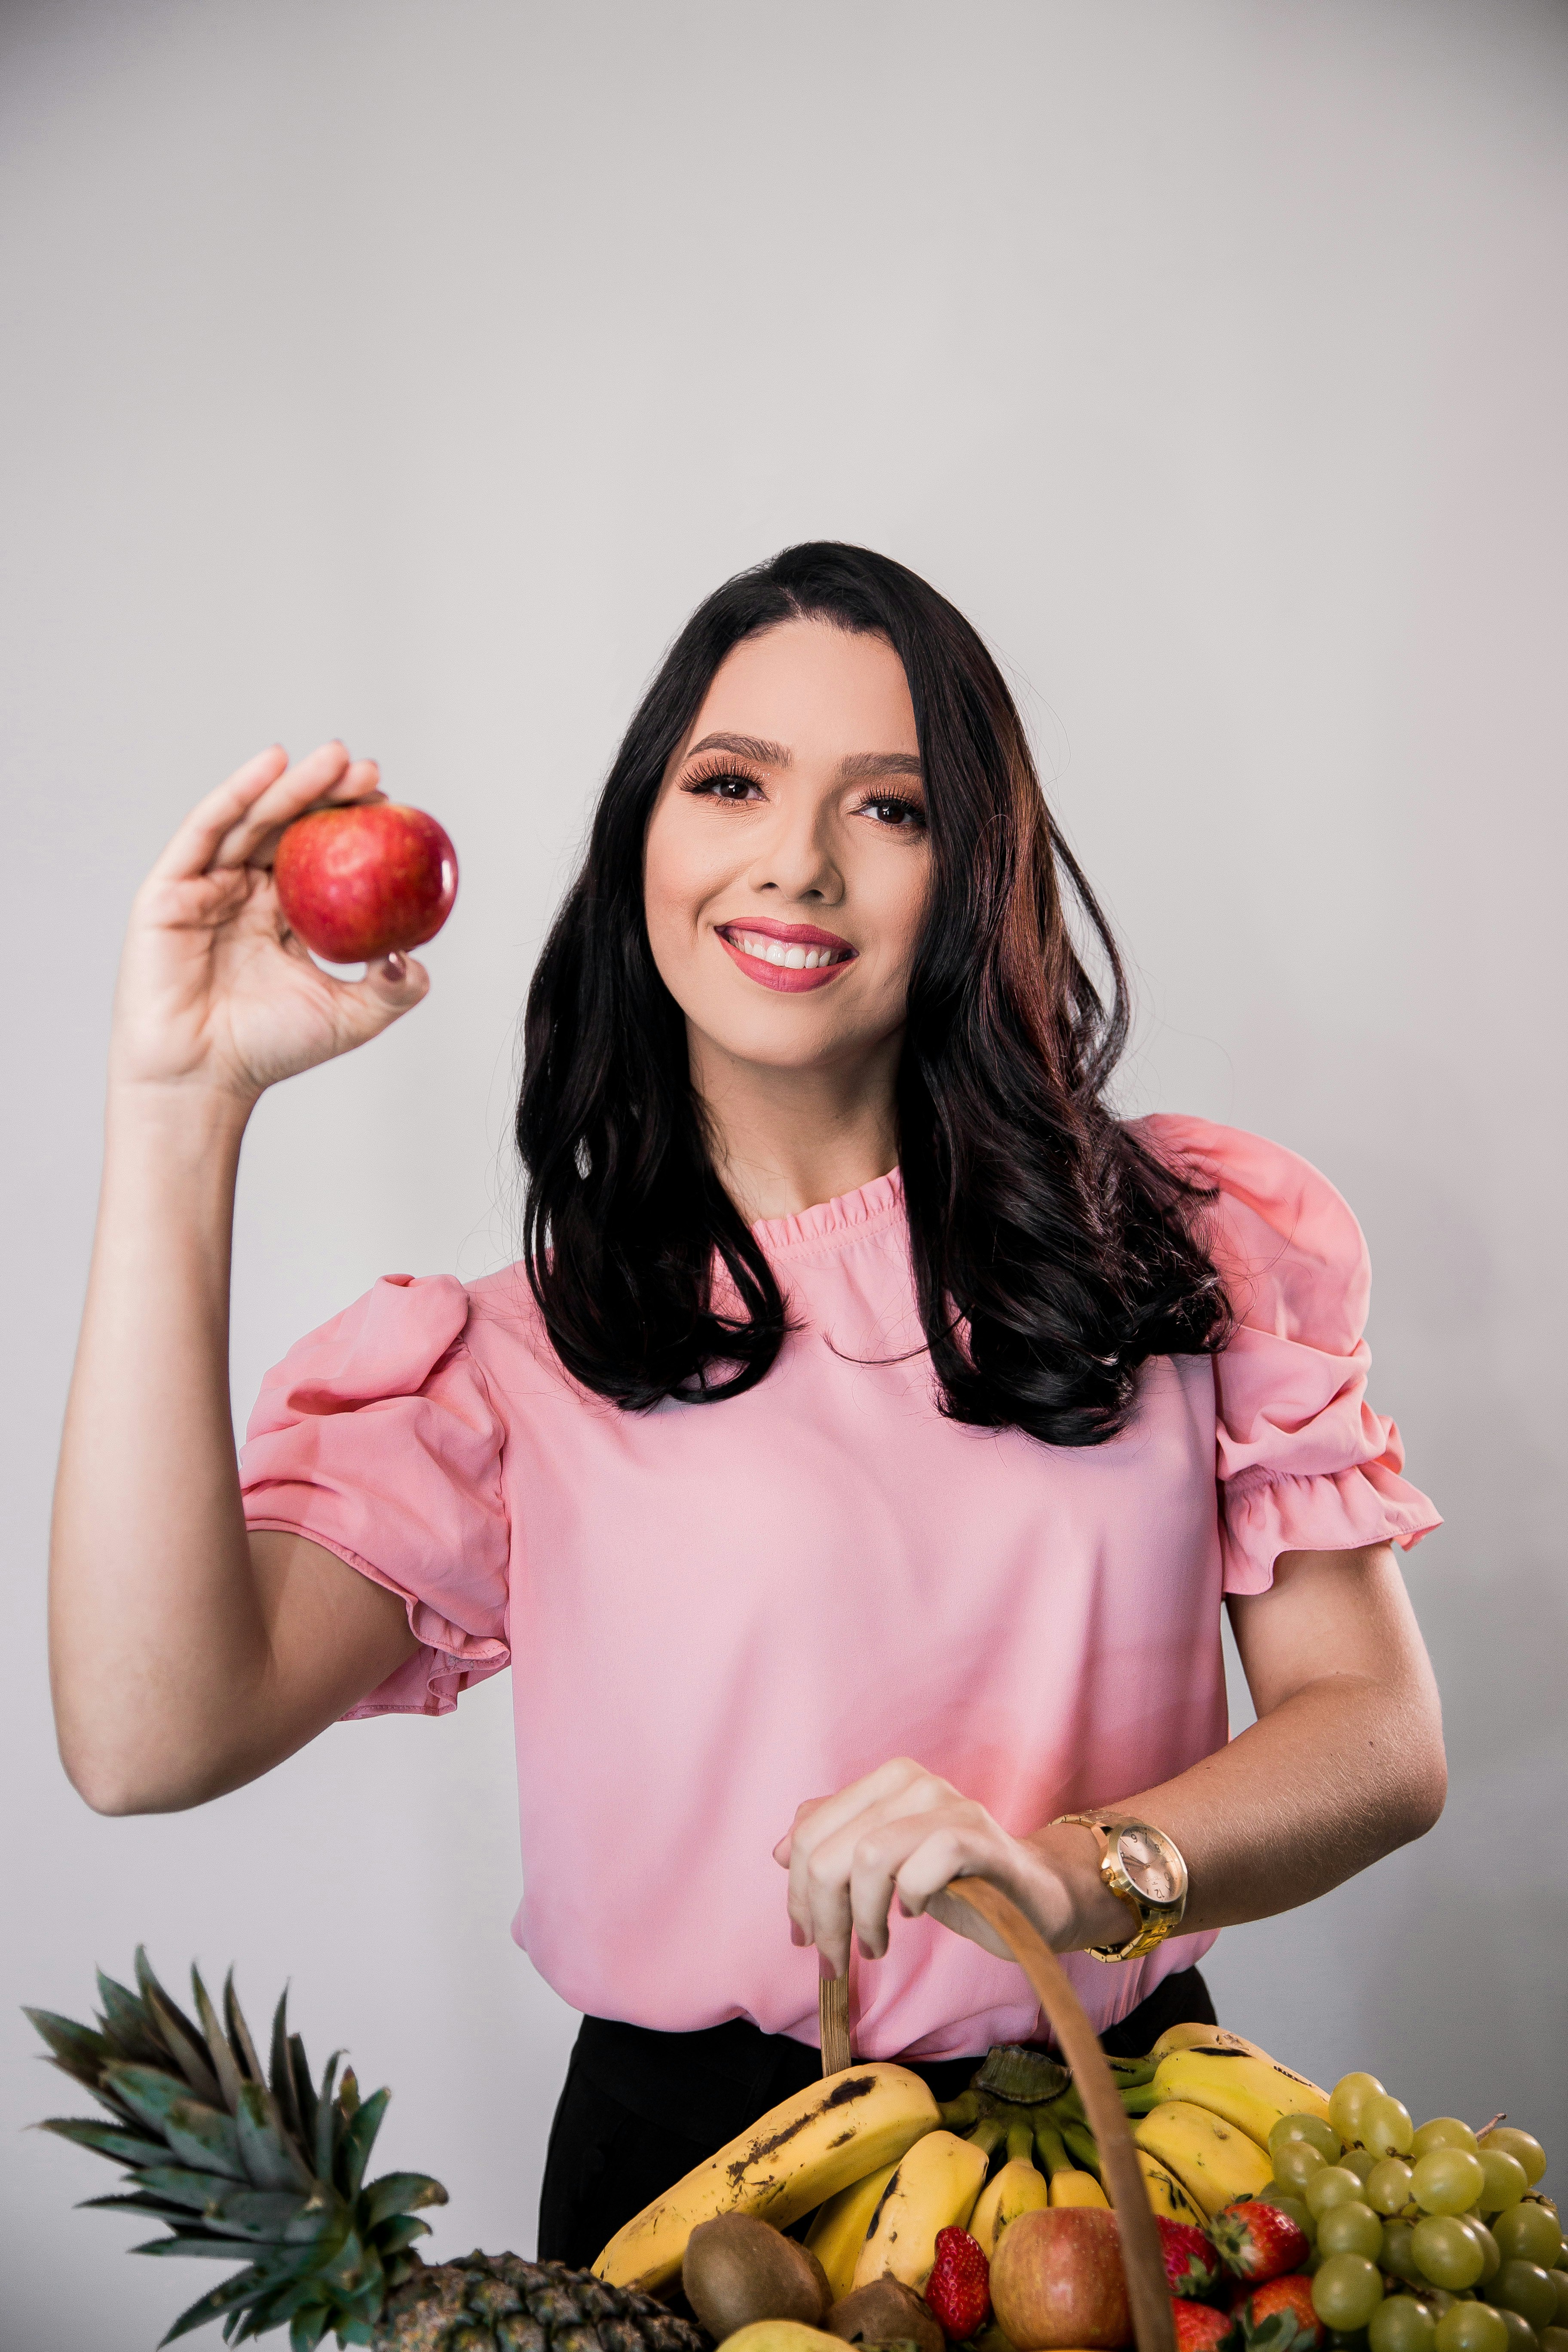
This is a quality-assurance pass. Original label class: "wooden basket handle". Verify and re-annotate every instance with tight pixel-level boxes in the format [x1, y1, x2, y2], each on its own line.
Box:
[947, 1878, 1175, 2352]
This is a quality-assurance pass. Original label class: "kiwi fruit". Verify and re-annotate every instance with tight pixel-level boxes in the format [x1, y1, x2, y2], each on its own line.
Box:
[825, 2278, 945, 2352]
[683, 2213, 831, 2339]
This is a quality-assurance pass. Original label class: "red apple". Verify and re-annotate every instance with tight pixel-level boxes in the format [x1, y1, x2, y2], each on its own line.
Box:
[273, 803, 458, 962]
[989, 2209, 1131, 2350]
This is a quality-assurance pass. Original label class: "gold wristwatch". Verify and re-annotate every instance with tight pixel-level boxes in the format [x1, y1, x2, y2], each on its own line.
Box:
[1050, 1814, 1189, 1961]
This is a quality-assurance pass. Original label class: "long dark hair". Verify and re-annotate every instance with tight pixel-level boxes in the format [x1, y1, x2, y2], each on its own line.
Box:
[517, 542, 1227, 1445]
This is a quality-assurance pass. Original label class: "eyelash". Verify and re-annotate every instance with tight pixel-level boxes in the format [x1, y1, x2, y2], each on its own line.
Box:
[681, 760, 928, 833]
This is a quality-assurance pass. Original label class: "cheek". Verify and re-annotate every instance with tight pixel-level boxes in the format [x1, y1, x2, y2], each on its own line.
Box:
[642, 805, 724, 989]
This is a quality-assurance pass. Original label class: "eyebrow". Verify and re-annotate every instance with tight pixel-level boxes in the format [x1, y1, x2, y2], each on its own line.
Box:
[836, 750, 924, 782]
[686, 731, 793, 766]
[683, 732, 922, 783]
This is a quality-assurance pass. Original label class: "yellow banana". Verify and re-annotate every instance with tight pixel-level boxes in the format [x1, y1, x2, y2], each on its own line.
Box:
[595, 2064, 940, 2291]
[851, 2128, 990, 2291]
[1133, 2101, 1273, 2220]
[1049, 2168, 1109, 2209]
[1150, 2023, 1277, 2064]
[1130, 2149, 1206, 2226]
[971, 2156, 1050, 2255]
[805, 2159, 900, 2303]
[1151, 2049, 1330, 2139]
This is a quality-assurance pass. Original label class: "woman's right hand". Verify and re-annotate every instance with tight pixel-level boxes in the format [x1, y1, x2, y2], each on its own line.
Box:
[110, 740, 430, 1107]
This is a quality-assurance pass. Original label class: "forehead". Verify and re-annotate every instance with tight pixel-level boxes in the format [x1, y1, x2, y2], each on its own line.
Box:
[688, 619, 917, 760]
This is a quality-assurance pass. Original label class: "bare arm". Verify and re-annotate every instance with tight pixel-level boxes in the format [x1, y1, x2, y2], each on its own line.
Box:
[51, 744, 425, 1816]
[777, 1543, 1446, 1969]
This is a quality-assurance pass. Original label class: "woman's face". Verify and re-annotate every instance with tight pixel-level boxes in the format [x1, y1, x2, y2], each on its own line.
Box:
[643, 619, 931, 1076]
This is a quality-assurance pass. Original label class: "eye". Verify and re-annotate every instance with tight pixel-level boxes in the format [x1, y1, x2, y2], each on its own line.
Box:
[682, 762, 766, 804]
[857, 793, 928, 833]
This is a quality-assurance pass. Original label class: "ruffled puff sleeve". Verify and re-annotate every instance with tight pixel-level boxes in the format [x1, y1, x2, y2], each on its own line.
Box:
[240, 1274, 511, 1717]
[1142, 1116, 1442, 1596]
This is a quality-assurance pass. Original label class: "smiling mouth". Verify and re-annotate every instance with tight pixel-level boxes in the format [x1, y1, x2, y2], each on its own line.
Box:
[714, 922, 857, 993]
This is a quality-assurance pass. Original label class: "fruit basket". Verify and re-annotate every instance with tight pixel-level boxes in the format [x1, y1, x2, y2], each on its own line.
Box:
[26, 1883, 1563, 2352]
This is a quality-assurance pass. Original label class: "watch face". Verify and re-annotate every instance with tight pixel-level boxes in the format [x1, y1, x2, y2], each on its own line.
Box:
[1118, 1826, 1177, 1905]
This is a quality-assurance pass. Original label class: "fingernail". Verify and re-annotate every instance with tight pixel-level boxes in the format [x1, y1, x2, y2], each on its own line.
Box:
[382, 952, 407, 982]
[790, 1922, 805, 1947]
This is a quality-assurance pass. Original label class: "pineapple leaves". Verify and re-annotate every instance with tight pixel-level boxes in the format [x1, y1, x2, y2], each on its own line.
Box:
[236, 2079, 314, 2193]
[336, 2085, 389, 2199]
[30, 1950, 454, 2352]
[105, 2063, 247, 2178]
[312, 2053, 343, 2185]
[95, 1970, 170, 2065]
[159, 2251, 302, 2344]
[268, 1995, 300, 2137]
[190, 1969, 248, 2116]
[368, 2214, 432, 2257]
[224, 1973, 268, 2087]
[37, 2115, 173, 2167]
[359, 2169, 448, 2229]
[23, 2005, 116, 2092]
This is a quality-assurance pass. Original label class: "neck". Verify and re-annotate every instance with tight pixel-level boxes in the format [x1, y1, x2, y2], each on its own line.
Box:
[688, 1025, 903, 1225]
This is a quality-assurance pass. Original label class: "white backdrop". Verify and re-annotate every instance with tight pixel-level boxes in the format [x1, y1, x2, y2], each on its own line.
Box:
[3, 6, 1565, 2347]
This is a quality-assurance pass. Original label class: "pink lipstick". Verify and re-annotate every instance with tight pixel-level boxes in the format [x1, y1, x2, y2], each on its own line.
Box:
[714, 917, 858, 995]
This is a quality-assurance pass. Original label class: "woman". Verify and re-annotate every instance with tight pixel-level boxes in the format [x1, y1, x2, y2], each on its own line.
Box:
[50, 542, 1445, 2268]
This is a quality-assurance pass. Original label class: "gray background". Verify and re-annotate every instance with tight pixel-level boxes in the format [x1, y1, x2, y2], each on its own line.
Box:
[3, 5, 1565, 2346]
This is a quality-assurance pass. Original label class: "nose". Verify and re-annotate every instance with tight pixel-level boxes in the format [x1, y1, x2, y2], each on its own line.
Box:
[746, 791, 843, 905]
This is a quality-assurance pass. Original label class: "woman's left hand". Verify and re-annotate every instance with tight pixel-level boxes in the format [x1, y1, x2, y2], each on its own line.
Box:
[773, 1756, 1081, 1977]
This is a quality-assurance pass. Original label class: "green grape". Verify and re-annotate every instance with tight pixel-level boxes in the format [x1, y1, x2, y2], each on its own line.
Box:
[1371, 2161, 1418, 2216]
[1313, 2168, 1375, 2218]
[1322, 2202, 1390, 2260]
[1328, 2334, 1371, 2352]
[1480, 2155, 1532, 2217]
[1434, 2304, 1509, 2352]
[1548, 2275, 1568, 2327]
[1541, 2333, 1568, 2352]
[1415, 2152, 1489, 2217]
[1384, 2223, 1426, 2284]
[1416, 2121, 1484, 2162]
[1413, 2217, 1488, 2291]
[1494, 2267, 1561, 2334]
[1273, 2114, 1348, 2164]
[1316, 2255, 1387, 2332]
[1493, 2311, 1539, 2352]
[1371, 2300, 1438, 2352]
[1333, 2075, 1389, 2145]
[1472, 2223, 1504, 2285]
[1495, 2208, 1566, 2272]
[1480, 2134, 1549, 2191]
[1364, 2098, 1419, 2161]
[1343, 2150, 1381, 2184]
[1278, 2139, 1332, 2192]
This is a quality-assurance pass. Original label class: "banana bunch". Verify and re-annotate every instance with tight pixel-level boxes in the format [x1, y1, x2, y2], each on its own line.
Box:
[1038, 2025, 1330, 2225]
[594, 2024, 1328, 2298]
[594, 2064, 940, 2291]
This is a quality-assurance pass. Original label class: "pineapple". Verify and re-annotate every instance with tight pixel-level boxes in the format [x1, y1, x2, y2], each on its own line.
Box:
[27, 1951, 710, 2352]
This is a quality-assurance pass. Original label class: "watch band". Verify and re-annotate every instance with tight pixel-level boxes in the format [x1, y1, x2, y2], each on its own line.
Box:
[1050, 1813, 1189, 1962]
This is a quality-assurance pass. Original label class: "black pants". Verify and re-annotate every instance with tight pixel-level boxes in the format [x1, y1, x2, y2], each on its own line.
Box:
[537, 1965, 1215, 2269]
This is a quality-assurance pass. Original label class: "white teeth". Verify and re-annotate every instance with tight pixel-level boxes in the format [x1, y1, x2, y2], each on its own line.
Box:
[728, 931, 845, 969]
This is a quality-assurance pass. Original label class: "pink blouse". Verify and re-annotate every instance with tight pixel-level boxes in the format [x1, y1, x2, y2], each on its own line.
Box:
[240, 1116, 1439, 2060]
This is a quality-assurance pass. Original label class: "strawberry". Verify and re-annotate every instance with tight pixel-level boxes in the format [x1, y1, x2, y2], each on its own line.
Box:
[1212, 2200, 1312, 2284]
[1158, 2217, 1224, 2300]
[1173, 2299, 1237, 2352]
[1239, 2275, 1325, 2352]
[924, 2226, 991, 2343]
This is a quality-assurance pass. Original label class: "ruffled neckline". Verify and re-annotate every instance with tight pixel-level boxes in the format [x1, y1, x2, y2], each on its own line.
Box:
[750, 1167, 905, 1255]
